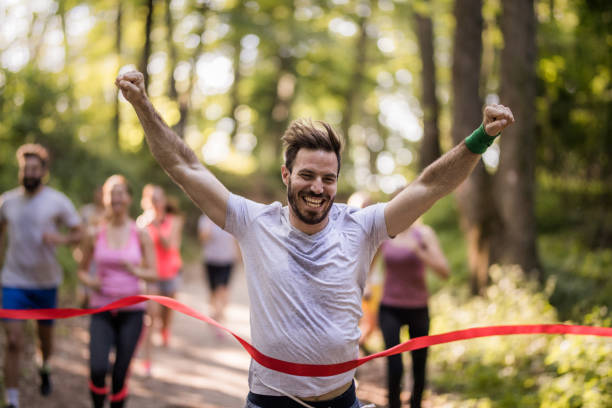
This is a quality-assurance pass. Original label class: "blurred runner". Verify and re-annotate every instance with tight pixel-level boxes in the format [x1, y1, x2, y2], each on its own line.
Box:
[78, 174, 157, 408]
[0, 144, 82, 408]
[137, 184, 183, 375]
[372, 216, 449, 408]
[198, 213, 240, 335]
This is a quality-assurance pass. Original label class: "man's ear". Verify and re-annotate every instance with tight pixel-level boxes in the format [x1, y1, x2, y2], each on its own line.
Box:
[281, 165, 290, 187]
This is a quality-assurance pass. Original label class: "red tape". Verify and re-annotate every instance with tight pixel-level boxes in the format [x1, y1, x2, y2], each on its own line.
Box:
[1, 295, 610, 377]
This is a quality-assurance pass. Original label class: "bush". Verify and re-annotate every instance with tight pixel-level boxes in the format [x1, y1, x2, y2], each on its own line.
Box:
[427, 265, 610, 407]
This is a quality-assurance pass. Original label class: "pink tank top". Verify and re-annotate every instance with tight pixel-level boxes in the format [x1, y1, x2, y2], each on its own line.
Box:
[147, 215, 182, 280]
[380, 227, 428, 308]
[89, 222, 145, 311]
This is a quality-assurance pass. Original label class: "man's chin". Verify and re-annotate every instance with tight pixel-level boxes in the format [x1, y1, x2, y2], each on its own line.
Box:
[297, 205, 330, 225]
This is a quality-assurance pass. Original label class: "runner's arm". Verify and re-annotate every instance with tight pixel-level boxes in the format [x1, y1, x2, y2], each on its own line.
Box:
[158, 215, 183, 249]
[77, 230, 100, 290]
[128, 228, 158, 282]
[384, 104, 515, 237]
[417, 226, 450, 279]
[115, 71, 230, 228]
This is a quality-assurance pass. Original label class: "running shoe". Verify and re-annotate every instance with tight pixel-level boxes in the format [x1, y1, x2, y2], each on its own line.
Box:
[39, 368, 52, 396]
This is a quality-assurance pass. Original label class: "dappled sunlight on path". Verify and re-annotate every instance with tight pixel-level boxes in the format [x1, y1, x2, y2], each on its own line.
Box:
[128, 261, 251, 407]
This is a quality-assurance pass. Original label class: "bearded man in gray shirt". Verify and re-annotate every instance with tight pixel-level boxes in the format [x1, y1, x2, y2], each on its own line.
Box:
[116, 71, 514, 408]
[0, 144, 82, 408]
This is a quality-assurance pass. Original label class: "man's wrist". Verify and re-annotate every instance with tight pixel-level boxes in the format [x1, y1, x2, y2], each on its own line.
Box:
[464, 123, 499, 154]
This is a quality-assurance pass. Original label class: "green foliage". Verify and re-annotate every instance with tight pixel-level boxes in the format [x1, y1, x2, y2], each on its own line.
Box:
[540, 235, 612, 322]
[538, 307, 612, 408]
[537, 175, 612, 321]
[536, 0, 612, 182]
[428, 266, 611, 407]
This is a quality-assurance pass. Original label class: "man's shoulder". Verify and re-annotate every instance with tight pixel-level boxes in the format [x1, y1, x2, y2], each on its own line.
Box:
[1, 187, 22, 200]
[231, 193, 283, 218]
[41, 186, 73, 203]
[331, 202, 381, 219]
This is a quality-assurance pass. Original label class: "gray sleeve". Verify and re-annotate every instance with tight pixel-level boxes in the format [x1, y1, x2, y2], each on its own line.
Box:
[224, 193, 262, 238]
[371, 202, 390, 247]
[353, 202, 389, 250]
[58, 194, 81, 228]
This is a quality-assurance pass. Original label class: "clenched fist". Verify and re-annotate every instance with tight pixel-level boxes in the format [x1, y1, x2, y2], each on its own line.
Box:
[115, 71, 147, 105]
[483, 104, 515, 136]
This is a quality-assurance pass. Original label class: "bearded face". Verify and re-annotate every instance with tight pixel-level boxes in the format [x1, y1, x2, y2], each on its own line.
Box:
[282, 148, 338, 232]
[19, 156, 46, 194]
[287, 177, 335, 225]
[22, 176, 42, 192]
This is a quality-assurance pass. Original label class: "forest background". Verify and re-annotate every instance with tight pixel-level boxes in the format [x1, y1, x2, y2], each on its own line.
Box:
[0, 0, 610, 406]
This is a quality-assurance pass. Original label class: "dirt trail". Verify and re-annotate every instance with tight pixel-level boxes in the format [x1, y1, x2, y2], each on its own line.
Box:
[8, 262, 398, 407]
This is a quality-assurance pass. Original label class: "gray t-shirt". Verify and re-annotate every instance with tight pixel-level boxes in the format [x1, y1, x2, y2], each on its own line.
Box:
[0, 186, 80, 289]
[198, 214, 238, 265]
[225, 193, 388, 397]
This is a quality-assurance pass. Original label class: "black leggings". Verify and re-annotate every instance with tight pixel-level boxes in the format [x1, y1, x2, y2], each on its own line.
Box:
[89, 310, 144, 408]
[378, 305, 429, 408]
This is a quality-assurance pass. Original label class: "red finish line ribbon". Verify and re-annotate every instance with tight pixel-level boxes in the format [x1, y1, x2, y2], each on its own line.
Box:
[1, 295, 610, 377]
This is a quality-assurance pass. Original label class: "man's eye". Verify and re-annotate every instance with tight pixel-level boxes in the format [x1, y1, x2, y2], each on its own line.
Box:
[301, 174, 313, 180]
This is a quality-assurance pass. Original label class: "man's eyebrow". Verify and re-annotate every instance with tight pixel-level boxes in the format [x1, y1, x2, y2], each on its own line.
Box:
[298, 169, 337, 178]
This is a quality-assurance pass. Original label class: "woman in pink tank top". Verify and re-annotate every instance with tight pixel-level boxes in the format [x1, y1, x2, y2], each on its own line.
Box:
[368, 221, 449, 408]
[78, 175, 157, 408]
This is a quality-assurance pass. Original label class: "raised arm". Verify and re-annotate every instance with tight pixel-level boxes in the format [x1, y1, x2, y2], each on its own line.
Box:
[385, 104, 514, 237]
[115, 71, 229, 227]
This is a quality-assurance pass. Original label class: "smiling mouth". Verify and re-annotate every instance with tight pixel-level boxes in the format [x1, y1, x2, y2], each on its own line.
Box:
[302, 195, 325, 208]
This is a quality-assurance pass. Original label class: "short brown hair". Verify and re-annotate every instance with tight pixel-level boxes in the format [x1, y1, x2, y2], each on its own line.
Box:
[16, 143, 49, 169]
[281, 119, 343, 174]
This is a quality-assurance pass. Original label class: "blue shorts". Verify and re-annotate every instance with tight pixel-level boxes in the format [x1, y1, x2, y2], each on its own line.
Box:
[2, 287, 58, 326]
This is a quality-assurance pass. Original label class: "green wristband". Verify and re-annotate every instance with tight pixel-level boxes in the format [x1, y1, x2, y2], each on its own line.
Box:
[464, 124, 499, 154]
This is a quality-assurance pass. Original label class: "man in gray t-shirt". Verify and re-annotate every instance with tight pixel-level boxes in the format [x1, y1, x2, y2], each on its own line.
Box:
[0, 144, 81, 408]
[117, 70, 514, 407]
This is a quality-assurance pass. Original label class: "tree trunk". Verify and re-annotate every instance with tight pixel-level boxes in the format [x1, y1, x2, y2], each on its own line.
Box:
[497, 0, 540, 277]
[269, 53, 296, 161]
[165, 0, 177, 100]
[168, 3, 208, 139]
[228, 2, 246, 141]
[139, 0, 155, 91]
[340, 8, 370, 151]
[414, 9, 441, 171]
[452, 0, 501, 294]
[114, 0, 122, 147]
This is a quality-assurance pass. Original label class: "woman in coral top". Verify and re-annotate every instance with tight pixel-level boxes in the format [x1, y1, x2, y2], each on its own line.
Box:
[137, 184, 183, 374]
[78, 175, 157, 408]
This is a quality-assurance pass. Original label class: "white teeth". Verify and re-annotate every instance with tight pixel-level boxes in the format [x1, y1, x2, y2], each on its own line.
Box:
[303, 196, 323, 207]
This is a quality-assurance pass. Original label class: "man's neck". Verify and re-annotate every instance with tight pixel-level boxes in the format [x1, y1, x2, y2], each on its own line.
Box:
[288, 210, 329, 235]
[22, 184, 44, 197]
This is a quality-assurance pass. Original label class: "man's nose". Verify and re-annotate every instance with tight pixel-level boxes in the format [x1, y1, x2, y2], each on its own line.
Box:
[310, 178, 324, 194]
